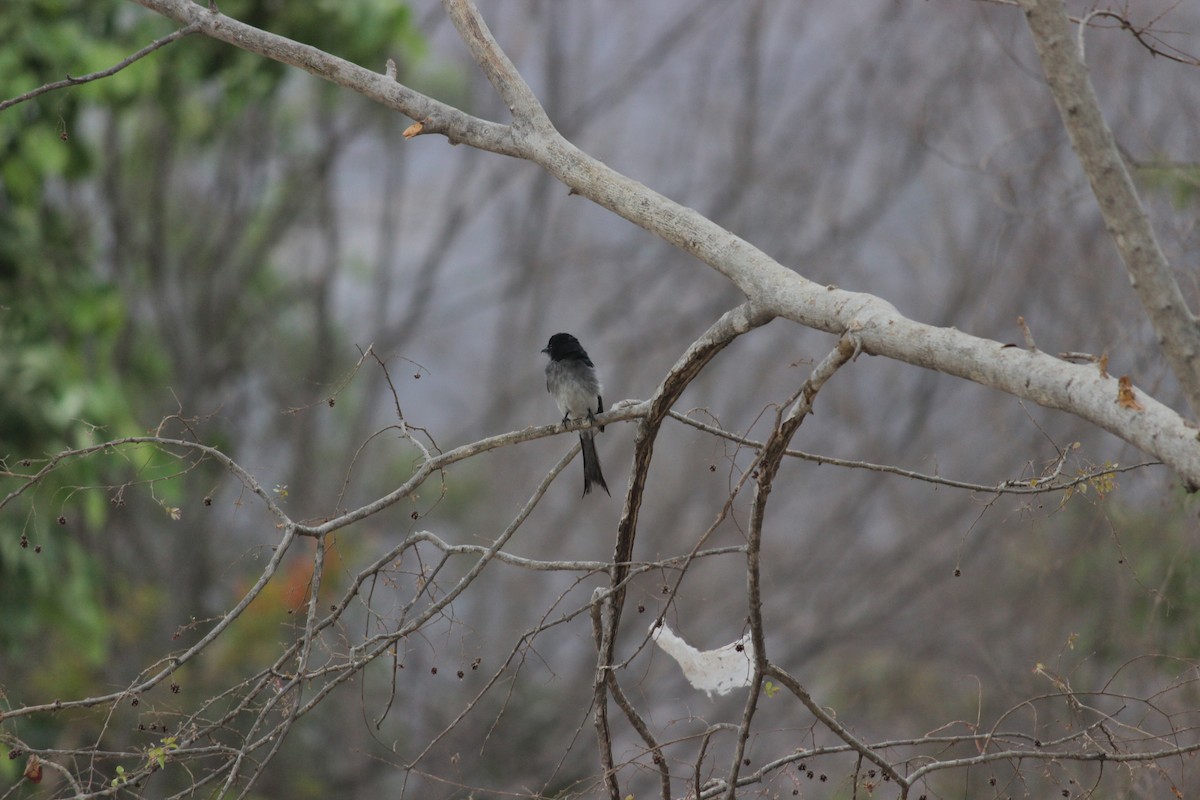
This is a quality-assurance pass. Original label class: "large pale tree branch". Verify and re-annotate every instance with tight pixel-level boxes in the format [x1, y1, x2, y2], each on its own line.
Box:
[126, 0, 1200, 486]
[127, 0, 519, 153]
[1019, 0, 1200, 415]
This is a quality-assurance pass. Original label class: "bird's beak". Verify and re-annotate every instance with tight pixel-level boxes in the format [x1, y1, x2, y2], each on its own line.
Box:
[540, 347, 550, 355]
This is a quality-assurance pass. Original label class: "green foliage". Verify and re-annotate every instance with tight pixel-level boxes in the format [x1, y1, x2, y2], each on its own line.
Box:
[1032, 493, 1200, 664]
[2, 4, 424, 795]
[1116, 503, 1200, 659]
[149, 734, 179, 769]
[0, 1, 146, 199]
[1, 0, 423, 716]
[0, 0, 144, 672]
[229, 0, 426, 67]
[1134, 160, 1200, 209]
[0, 0, 159, 664]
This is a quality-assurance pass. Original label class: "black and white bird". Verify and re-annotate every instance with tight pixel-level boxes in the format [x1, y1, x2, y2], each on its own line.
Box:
[542, 332, 609, 496]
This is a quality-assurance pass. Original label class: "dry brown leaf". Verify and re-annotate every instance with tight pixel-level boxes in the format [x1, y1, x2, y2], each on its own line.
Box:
[24, 754, 43, 783]
[1117, 375, 1144, 411]
[1098, 352, 1109, 379]
[402, 120, 424, 139]
[1017, 315, 1036, 350]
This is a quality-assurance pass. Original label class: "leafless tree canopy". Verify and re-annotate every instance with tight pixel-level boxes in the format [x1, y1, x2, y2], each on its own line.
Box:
[4, 0, 1200, 797]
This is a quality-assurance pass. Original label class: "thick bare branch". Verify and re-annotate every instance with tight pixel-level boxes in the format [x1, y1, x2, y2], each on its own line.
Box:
[440, 0, 552, 130]
[17, 3, 1200, 794]
[128, 0, 518, 152]
[122, 0, 1200, 487]
[1019, 0, 1200, 415]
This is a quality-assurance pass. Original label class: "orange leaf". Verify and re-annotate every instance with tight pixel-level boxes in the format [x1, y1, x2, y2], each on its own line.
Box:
[1117, 376, 1144, 411]
[402, 120, 425, 139]
[24, 754, 43, 783]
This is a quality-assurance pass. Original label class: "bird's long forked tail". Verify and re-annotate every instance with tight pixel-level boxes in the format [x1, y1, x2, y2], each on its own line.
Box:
[580, 432, 609, 497]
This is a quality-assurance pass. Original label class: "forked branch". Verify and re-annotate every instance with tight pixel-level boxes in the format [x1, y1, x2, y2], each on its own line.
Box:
[1020, 0, 1200, 415]
[122, 0, 1200, 486]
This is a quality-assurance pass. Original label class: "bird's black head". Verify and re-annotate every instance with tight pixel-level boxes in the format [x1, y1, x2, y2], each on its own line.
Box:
[542, 332, 587, 361]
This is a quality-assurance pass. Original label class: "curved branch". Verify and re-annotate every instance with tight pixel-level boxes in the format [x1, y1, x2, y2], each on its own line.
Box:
[440, 0, 551, 129]
[124, 0, 1200, 488]
[0, 23, 201, 113]
[764, 663, 907, 789]
[1019, 0, 1200, 415]
[0, 524, 299, 723]
[591, 301, 772, 800]
[668, 411, 1161, 495]
[608, 302, 772, 620]
[127, 0, 519, 152]
[723, 335, 858, 798]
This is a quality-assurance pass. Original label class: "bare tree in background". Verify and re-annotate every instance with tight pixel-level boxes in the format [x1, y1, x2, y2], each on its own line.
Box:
[5, 0, 1200, 797]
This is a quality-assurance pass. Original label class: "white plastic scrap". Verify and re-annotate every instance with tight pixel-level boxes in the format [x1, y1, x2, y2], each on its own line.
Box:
[650, 622, 754, 697]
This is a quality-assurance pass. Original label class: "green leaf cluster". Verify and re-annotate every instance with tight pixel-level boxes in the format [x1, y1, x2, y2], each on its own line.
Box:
[1, 0, 424, 718]
[1134, 160, 1200, 209]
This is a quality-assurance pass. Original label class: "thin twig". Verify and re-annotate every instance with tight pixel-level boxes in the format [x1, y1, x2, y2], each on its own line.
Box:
[667, 411, 1159, 495]
[597, 303, 773, 799]
[723, 334, 859, 799]
[0, 23, 201, 113]
[590, 592, 619, 800]
[606, 669, 671, 800]
[765, 663, 908, 788]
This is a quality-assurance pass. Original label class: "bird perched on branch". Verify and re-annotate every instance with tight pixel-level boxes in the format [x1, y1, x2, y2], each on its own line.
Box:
[542, 332, 609, 496]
